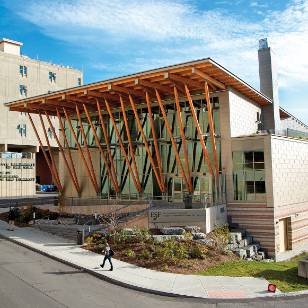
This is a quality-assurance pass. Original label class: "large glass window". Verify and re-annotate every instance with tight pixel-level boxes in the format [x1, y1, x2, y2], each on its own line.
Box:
[233, 151, 266, 201]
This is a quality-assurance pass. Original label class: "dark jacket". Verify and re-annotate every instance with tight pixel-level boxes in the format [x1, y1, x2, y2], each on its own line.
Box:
[8, 210, 16, 221]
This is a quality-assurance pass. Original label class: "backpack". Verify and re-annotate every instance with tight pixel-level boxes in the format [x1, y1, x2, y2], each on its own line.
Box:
[109, 249, 114, 257]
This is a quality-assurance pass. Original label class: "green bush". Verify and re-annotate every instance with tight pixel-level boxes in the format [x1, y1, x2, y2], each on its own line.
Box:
[189, 243, 208, 259]
[86, 232, 106, 246]
[124, 249, 136, 258]
[139, 249, 151, 260]
[210, 224, 230, 253]
[154, 240, 188, 262]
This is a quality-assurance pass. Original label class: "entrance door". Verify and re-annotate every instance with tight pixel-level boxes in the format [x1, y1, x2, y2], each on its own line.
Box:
[279, 218, 289, 252]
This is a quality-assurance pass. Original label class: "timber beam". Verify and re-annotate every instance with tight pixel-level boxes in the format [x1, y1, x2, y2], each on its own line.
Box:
[192, 67, 226, 90]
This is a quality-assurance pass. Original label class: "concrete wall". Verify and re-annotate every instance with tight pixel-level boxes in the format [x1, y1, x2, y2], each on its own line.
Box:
[0, 154, 36, 197]
[59, 148, 100, 198]
[269, 136, 308, 259]
[228, 89, 261, 137]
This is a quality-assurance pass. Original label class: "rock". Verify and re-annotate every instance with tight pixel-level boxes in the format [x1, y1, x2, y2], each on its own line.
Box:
[160, 227, 186, 235]
[192, 232, 207, 240]
[227, 243, 238, 251]
[229, 232, 242, 244]
[197, 239, 215, 246]
[152, 235, 185, 242]
[184, 226, 201, 233]
[236, 248, 247, 259]
[238, 239, 249, 248]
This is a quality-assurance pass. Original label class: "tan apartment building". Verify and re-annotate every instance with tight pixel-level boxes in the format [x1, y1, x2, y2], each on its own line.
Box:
[0, 38, 82, 197]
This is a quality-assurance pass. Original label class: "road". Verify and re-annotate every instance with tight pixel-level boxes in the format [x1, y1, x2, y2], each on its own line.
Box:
[0, 237, 307, 308]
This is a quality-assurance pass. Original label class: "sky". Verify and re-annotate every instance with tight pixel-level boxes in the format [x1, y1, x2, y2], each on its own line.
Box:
[1, 0, 308, 123]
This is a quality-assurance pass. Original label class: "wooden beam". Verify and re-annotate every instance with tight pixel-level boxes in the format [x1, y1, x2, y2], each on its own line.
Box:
[184, 85, 213, 176]
[96, 99, 119, 193]
[104, 99, 142, 192]
[145, 92, 165, 191]
[174, 86, 193, 192]
[135, 79, 172, 94]
[38, 113, 63, 192]
[119, 96, 141, 188]
[56, 108, 79, 189]
[128, 95, 165, 193]
[192, 67, 226, 90]
[28, 113, 62, 192]
[155, 89, 191, 192]
[83, 104, 120, 193]
[164, 72, 202, 89]
[107, 84, 144, 98]
[204, 82, 220, 179]
[45, 112, 81, 195]
[63, 107, 100, 194]
[75, 106, 100, 192]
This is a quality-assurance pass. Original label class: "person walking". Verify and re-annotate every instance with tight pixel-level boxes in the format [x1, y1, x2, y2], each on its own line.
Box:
[7, 207, 16, 231]
[100, 243, 114, 271]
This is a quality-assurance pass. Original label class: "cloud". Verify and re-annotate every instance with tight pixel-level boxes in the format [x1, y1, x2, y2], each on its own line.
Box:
[5, 0, 308, 92]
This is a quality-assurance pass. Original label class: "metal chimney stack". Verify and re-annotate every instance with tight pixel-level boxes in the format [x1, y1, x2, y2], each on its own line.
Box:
[258, 38, 281, 131]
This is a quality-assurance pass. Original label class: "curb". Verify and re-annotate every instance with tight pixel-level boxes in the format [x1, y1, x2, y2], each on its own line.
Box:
[1, 233, 308, 303]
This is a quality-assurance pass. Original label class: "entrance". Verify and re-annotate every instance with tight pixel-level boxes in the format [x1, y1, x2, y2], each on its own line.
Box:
[279, 217, 291, 252]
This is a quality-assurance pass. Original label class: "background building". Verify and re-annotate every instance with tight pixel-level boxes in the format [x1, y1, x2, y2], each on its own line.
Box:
[0, 38, 82, 197]
[6, 39, 308, 260]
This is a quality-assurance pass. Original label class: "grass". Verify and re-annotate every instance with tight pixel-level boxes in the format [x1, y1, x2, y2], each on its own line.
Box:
[198, 252, 308, 292]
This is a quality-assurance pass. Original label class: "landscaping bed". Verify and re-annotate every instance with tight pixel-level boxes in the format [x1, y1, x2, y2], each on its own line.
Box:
[198, 252, 308, 292]
[84, 226, 238, 274]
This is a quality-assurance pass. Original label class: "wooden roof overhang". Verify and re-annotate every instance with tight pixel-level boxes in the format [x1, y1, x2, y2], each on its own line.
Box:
[5, 58, 272, 115]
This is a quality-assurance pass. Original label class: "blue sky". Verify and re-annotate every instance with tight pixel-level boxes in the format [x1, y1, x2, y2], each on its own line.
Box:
[1, 0, 308, 123]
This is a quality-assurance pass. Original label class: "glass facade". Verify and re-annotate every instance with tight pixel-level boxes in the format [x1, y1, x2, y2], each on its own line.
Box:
[233, 151, 266, 201]
[64, 96, 222, 201]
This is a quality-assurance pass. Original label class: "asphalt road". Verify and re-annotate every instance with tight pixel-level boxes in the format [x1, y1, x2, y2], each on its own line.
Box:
[0, 237, 307, 308]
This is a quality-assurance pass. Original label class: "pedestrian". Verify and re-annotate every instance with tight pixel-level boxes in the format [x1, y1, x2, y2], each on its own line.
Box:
[100, 243, 114, 271]
[7, 207, 16, 231]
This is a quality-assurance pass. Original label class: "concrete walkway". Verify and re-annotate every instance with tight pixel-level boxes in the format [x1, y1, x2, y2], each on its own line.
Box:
[0, 220, 279, 299]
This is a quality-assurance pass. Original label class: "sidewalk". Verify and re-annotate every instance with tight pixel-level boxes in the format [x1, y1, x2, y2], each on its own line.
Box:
[0, 220, 279, 299]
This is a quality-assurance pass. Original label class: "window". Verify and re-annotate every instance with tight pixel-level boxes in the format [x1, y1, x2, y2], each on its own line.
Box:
[233, 151, 266, 201]
[77, 77, 82, 86]
[49, 71, 56, 83]
[19, 85, 27, 97]
[47, 127, 53, 139]
[17, 124, 27, 137]
[19, 65, 27, 77]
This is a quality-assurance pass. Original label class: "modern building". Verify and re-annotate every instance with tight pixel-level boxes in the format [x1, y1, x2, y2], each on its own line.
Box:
[0, 38, 83, 196]
[5, 39, 308, 260]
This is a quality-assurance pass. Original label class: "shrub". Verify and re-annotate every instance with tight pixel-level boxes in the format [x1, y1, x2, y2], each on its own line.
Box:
[154, 240, 188, 263]
[209, 224, 230, 253]
[16, 208, 32, 224]
[124, 249, 136, 258]
[86, 232, 106, 246]
[139, 249, 151, 260]
[189, 243, 208, 259]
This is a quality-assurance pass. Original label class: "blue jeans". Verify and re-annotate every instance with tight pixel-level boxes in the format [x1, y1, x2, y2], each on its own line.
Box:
[101, 255, 113, 270]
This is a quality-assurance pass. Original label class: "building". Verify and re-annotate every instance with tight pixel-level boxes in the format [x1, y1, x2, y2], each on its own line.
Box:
[5, 39, 308, 260]
[0, 38, 83, 196]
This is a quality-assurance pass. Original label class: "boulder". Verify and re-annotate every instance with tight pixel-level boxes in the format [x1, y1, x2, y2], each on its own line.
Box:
[192, 232, 207, 240]
[160, 227, 186, 235]
[152, 235, 185, 242]
[184, 226, 201, 233]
